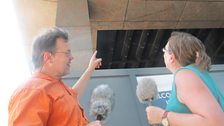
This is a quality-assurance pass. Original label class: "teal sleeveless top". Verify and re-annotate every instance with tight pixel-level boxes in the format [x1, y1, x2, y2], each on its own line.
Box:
[166, 64, 224, 113]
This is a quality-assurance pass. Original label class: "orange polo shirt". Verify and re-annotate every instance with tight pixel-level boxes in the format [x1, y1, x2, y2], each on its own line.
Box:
[8, 73, 88, 126]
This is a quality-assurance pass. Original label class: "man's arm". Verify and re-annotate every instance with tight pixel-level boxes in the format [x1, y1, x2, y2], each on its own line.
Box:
[72, 51, 102, 97]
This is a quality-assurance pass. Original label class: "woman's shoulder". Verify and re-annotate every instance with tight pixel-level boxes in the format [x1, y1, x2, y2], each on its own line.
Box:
[174, 67, 203, 89]
[175, 67, 197, 79]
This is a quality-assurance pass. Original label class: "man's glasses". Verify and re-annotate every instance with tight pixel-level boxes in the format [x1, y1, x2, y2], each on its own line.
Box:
[54, 51, 72, 57]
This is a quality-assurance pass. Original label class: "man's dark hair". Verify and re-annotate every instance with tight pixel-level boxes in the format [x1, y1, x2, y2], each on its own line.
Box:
[32, 27, 69, 69]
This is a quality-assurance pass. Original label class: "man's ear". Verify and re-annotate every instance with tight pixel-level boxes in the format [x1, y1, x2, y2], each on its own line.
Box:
[43, 52, 53, 63]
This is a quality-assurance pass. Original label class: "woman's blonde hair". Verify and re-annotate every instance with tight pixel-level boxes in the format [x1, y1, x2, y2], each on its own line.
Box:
[168, 31, 211, 71]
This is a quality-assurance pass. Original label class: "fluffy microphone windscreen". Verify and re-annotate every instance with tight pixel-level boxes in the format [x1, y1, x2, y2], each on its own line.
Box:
[89, 84, 115, 121]
[136, 78, 158, 104]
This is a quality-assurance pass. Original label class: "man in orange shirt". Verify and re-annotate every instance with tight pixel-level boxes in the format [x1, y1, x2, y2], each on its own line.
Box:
[8, 27, 103, 126]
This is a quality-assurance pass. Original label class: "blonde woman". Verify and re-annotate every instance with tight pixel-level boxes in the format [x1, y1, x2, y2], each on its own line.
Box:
[146, 32, 224, 126]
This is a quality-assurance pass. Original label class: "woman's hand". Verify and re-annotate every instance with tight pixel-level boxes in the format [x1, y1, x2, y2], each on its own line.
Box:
[145, 106, 165, 124]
